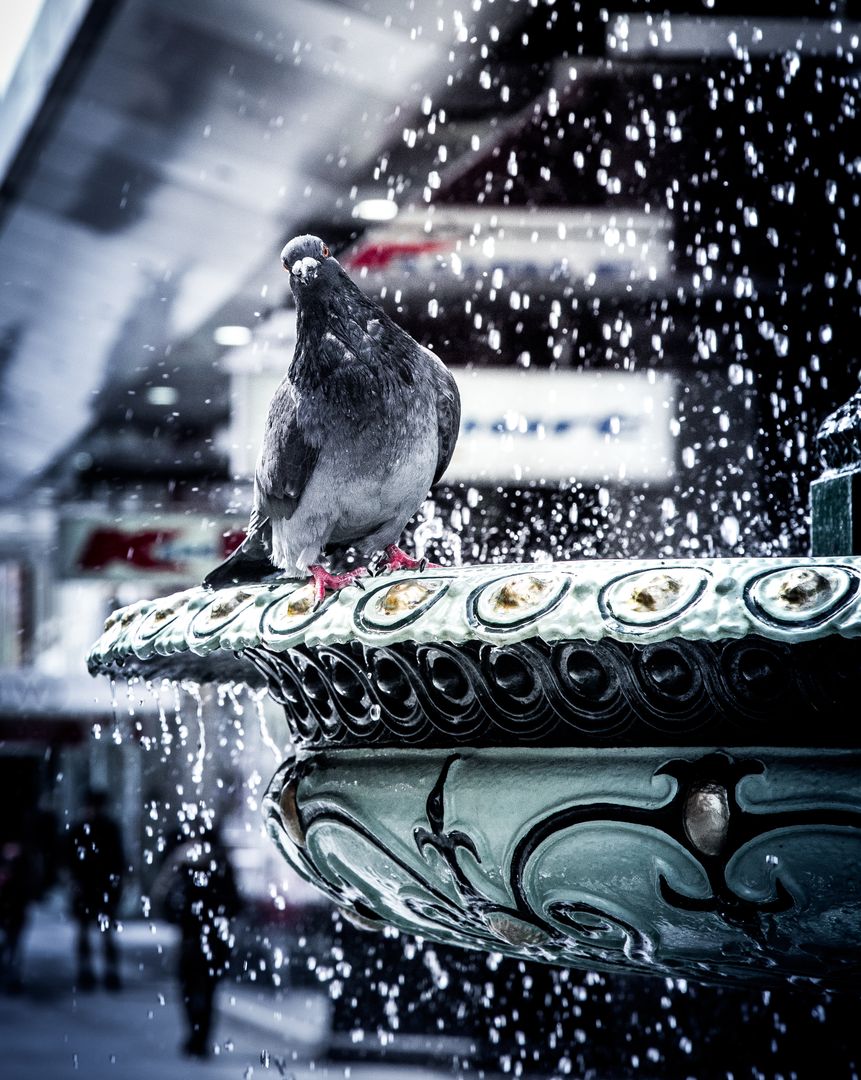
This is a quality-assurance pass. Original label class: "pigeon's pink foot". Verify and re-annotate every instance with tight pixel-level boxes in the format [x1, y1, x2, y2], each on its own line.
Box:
[381, 544, 440, 573]
[308, 564, 368, 605]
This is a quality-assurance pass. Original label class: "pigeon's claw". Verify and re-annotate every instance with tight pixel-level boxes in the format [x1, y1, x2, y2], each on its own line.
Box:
[381, 544, 440, 573]
[369, 551, 388, 576]
[308, 564, 369, 605]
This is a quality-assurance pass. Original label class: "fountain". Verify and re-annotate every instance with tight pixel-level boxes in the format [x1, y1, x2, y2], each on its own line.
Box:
[87, 390, 861, 992]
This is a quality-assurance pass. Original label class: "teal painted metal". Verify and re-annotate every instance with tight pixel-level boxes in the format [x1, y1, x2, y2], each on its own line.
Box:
[810, 471, 861, 555]
[264, 746, 861, 988]
[810, 382, 861, 555]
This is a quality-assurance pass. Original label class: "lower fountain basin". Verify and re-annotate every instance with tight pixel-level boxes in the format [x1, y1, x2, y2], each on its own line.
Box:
[265, 745, 861, 988]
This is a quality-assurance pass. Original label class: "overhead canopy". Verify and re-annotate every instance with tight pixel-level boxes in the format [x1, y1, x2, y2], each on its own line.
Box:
[0, 0, 487, 498]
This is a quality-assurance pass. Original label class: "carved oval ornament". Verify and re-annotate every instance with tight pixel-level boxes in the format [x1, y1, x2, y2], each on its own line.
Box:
[683, 781, 730, 856]
[469, 571, 569, 630]
[130, 590, 195, 647]
[602, 567, 709, 628]
[746, 565, 857, 626]
[189, 588, 260, 639]
[261, 583, 331, 637]
[354, 577, 449, 631]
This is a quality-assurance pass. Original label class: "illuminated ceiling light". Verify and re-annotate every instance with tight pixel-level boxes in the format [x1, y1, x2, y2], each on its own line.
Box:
[354, 199, 398, 222]
[146, 385, 179, 406]
[213, 325, 252, 347]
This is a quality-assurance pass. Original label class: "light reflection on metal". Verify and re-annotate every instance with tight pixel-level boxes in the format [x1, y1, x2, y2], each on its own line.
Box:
[683, 781, 730, 856]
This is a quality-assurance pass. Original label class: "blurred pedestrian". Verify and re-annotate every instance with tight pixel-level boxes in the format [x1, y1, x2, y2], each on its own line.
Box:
[0, 839, 34, 992]
[153, 821, 242, 1058]
[30, 800, 60, 898]
[67, 789, 125, 991]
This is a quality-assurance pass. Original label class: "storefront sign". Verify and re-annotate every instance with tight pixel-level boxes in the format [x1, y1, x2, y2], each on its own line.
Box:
[446, 368, 677, 483]
[58, 513, 244, 582]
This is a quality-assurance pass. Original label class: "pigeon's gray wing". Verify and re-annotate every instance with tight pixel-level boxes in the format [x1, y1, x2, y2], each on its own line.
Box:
[255, 380, 320, 521]
[423, 348, 461, 484]
[203, 383, 317, 588]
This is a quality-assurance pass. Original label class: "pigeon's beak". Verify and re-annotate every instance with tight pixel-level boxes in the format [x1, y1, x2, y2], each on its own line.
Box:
[288, 256, 320, 283]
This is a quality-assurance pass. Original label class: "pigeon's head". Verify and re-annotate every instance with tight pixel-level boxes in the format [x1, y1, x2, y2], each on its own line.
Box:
[280, 235, 340, 293]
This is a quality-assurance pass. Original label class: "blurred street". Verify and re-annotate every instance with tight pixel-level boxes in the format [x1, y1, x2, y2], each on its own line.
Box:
[0, 897, 489, 1080]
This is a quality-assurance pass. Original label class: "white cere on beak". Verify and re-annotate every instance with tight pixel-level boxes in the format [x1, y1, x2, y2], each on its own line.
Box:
[292, 256, 319, 279]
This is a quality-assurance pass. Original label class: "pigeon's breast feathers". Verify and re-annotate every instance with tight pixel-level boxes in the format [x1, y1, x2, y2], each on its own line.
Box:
[279, 234, 460, 478]
[282, 240, 420, 401]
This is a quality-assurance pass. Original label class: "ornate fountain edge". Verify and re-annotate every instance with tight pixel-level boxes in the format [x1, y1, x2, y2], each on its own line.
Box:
[87, 556, 861, 683]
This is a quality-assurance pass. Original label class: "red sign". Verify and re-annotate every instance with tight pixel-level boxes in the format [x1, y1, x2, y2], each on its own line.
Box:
[59, 515, 245, 582]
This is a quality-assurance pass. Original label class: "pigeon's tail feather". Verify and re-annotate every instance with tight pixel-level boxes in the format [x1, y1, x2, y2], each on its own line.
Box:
[203, 517, 280, 589]
[203, 552, 280, 590]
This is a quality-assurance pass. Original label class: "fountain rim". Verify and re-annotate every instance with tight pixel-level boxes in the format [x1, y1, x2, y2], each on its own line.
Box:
[86, 555, 861, 684]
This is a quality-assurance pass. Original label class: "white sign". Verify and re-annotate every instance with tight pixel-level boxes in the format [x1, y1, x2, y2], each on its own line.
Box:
[344, 206, 673, 290]
[446, 368, 677, 484]
[228, 365, 676, 487]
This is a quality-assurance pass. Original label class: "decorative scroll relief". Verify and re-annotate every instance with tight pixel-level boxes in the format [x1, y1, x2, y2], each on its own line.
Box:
[88, 556, 861, 680]
[264, 747, 861, 986]
[247, 633, 861, 750]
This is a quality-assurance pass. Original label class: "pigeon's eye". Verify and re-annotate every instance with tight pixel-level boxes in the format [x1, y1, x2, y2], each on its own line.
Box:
[321, 245, 329, 258]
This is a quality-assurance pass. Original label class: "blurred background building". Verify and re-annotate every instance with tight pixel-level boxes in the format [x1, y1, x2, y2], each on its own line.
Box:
[1, 0, 860, 1073]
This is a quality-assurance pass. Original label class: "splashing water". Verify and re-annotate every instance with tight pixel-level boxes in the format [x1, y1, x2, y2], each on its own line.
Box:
[157, 679, 173, 754]
[181, 680, 206, 786]
[250, 684, 282, 762]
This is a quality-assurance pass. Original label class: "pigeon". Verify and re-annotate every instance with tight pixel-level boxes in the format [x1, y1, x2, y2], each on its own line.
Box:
[204, 234, 461, 602]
